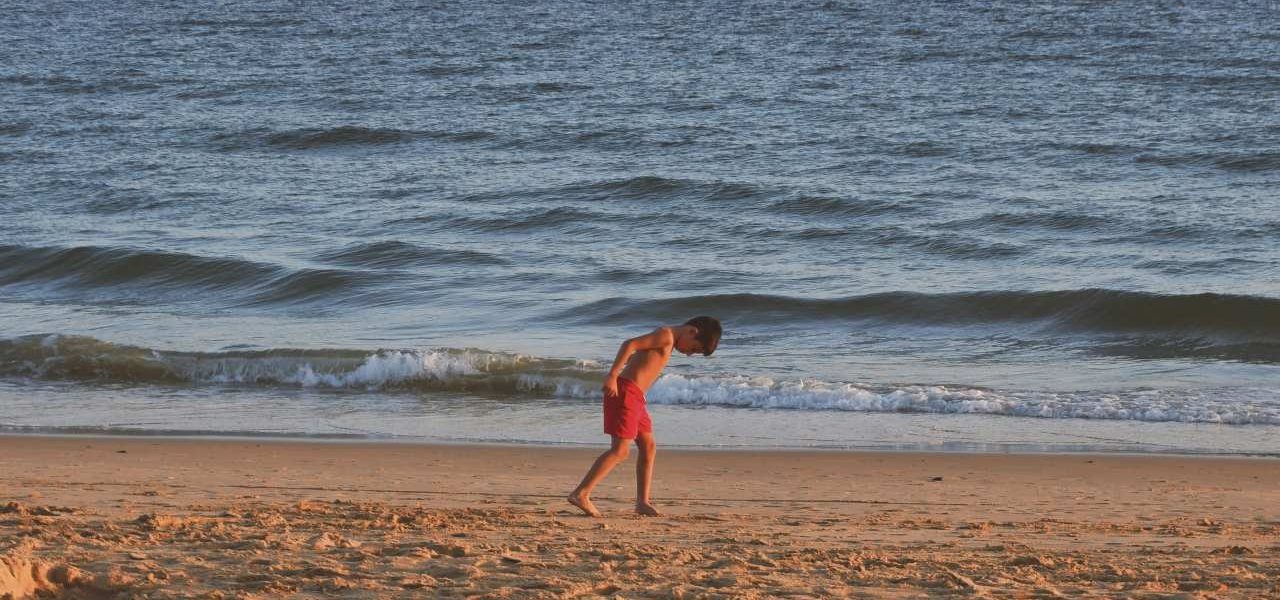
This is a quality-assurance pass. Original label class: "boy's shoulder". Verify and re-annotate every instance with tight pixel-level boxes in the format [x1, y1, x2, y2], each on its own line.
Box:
[638, 325, 677, 346]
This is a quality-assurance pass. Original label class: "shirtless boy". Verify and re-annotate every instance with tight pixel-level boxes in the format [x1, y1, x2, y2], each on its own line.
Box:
[568, 316, 722, 517]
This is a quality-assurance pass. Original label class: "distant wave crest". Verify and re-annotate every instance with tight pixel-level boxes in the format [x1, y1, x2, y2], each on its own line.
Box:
[210, 126, 494, 151]
[0, 244, 383, 307]
[561, 289, 1280, 361]
[314, 241, 509, 269]
[1136, 151, 1280, 173]
[567, 289, 1278, 330]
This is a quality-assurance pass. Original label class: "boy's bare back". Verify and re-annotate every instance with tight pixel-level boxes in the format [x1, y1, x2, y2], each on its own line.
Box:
[617, 327, 677, 391]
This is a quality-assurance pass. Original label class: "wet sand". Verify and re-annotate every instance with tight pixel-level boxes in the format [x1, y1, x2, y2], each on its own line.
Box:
[2, 435, 1277, 598]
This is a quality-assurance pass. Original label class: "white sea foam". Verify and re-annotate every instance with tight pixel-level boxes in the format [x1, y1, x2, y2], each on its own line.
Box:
[197, 350, 526, 388]
[9, 336, 1279, 426]
[641, 375, 1280, 425]
[187, 350, 1280, 425]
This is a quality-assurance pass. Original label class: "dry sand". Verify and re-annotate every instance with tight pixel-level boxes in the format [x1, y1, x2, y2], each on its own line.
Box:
[1, 435, 1277, 599]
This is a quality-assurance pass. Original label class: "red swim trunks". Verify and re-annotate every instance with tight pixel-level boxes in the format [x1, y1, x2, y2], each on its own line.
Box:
[603, 377, 652, 439]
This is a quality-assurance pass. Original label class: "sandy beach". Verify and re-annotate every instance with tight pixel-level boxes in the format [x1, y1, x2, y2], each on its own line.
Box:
[2, 435, 1277, 599]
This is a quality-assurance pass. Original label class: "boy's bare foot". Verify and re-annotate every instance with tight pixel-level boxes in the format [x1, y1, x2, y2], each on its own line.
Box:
[568, 493, 601, 517]
[635, 502, 661, 516]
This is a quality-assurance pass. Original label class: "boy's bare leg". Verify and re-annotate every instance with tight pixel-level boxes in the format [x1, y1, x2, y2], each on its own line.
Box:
[634, 431, 660, 516]
[568, 436, 630, 517]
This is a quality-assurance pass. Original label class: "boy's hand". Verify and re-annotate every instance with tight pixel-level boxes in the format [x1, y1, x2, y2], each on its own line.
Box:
[602, 377, 619, 398]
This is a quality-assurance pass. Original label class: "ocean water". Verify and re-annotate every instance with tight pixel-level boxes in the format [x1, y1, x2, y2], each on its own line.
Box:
[2, 0, 1278, 454]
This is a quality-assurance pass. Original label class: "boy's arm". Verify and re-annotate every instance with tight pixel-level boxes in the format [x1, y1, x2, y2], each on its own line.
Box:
[602, 327, 674, 395]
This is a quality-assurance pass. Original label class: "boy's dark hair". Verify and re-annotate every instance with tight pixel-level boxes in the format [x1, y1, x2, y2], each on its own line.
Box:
[684, 316, 722, 356]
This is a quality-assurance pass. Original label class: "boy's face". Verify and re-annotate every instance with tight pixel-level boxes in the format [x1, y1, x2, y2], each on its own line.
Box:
[675, 335, 704, 356]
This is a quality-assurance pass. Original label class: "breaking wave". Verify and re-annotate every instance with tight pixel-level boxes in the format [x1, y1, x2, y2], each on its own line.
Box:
[2, 335, 1278, 425]
[646, 375, 1280, 426]
[0, 335, 602, 396]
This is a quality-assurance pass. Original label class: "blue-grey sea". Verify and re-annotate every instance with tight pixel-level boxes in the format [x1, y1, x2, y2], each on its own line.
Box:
[2, 0, 1278, 454]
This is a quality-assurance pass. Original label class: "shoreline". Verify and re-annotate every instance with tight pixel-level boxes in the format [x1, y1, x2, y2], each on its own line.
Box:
[3, 430, 1279, 459]
[4, 434, 1277, 597]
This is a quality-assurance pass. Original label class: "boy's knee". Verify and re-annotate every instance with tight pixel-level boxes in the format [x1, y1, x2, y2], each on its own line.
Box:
[609, 445, 630, 460]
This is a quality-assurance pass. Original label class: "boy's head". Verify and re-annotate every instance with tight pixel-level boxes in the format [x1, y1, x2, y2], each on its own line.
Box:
[679, 316, 722, 357]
